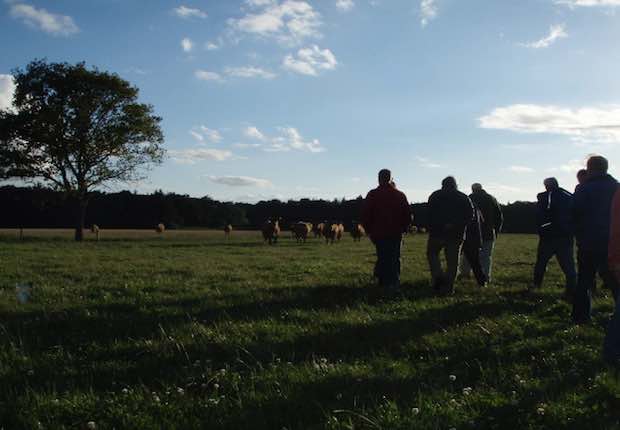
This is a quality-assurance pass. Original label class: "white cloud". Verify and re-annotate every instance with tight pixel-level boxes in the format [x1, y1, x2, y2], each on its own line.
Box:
[555, 0, 620, 7]
[229, 0, 322, 45]
[241, 125, 325, 152]
[195, 70, 223, 82]
[548, 158, 586, 173]
[415, 156, 443, 168]
[190, 126, 222, 143]
[169, 148, 233, 164]
[234, 142, 263, 148]
[244, 126, 268, 141]
[181, 37, 194, 52]
[173, 5, 208, 19]
[479, 104, 620, 144]
[508, 165, 535, 173]
[225, 66, 277, 79]
[521, 24, 568, 49]
[336, 0, 355, 11]
[0, 75, 15, 111]
[206, 41, 220, 50]
[283, 45, 337, 76]
[208, 175, 273, 187]
[420, 0, 438, 27]
[9, 3, 79, 36]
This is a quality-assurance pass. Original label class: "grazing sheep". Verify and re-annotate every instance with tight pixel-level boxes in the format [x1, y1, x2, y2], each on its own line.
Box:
[224, 224, 232, 239]
[293, 222, 312, 243]
[262, 219, 280, 245]
[351, 222, 365, 242]
[156, 223, 165, 234]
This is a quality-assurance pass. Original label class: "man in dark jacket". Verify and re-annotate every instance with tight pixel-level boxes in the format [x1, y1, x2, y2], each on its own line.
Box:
[573, 156, 619, 323]
[427, 176, 474, 295]
[532, 178, 576, 297]
[460, 183, 503, 282]
[461, 206, 488, 287]
[362, 169, 411, 294]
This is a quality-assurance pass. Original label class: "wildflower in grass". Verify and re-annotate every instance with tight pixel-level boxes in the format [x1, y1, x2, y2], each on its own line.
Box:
[86, 422, 96, 429]
[462, 387, 472, 396]
[537, 407, 545, 416]
[412, 407, 420, 415]
[121, 388, 129, 394]
[153, 395, 161, 403]
[449, 375, 457, 382]
[336, 393, 342, 400]
[213, 383, 220, 390]
[177, 387, 185, 395]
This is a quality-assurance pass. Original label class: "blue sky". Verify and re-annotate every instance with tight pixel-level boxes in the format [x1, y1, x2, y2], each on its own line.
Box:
[1, 0, 620, 203]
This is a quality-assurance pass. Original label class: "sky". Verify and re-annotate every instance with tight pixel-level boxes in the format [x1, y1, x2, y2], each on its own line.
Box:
[1, 0, 620, 204]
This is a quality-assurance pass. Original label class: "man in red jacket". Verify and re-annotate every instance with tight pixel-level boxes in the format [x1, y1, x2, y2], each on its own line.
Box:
[362, 169, 412, 294]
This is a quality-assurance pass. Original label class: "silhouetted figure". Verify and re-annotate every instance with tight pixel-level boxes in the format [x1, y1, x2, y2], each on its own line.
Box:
[576, 169, 588, 188]
[604, 188, 620, 362]
[573, 156, 619, 324]
[459, 183, 503, 282]
[427, 176, 474, 295]
[362, 169, 411, 295]
[531, 178, 576, 298]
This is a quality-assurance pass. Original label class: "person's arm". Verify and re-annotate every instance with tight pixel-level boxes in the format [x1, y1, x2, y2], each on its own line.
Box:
[609, 189, 620, 279]
[361, 192, 374, 236]
[493, 197, 504, 234]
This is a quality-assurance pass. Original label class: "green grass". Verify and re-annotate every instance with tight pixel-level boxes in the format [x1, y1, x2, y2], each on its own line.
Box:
[0, 230, 619, 429]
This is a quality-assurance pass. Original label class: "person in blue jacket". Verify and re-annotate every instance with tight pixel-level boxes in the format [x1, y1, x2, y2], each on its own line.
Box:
[531, 177, 576, 297]
[573, 155, 619, 324]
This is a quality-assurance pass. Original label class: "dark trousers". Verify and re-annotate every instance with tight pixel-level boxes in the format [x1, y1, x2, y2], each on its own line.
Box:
[572, 247, 619, 323]
[533, 236, 576, 294]
[462, 241, 487, 286]
[374, 237, 402, 291]
[427, 237, 463, 293]
[604, 297, 620, 363]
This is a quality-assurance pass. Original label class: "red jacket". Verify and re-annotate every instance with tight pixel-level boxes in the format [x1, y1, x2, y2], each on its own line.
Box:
[609, 188, 620, 271]
[362, 184, 411, 241]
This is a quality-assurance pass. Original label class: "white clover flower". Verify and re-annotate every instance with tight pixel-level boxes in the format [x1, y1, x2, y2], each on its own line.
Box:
[177, 387, 185, 395]
[121, 388, 129, 394]
[86, 422, 96, 430]
[462, 387, 472, 396]
[537, 407, 545, 415]
[449, 375, 457, 382]
[213, 384, 220, 390]
[412, 407, 420, 415]
[153, 396, 161, 403]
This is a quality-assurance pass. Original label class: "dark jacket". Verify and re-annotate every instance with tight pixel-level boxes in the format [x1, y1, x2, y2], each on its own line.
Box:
[427, 188, 474, 241]
[362, 184, 411, 241]
[464, 207, 483, 249]
[470, 190, 503, 241]
[574, 173, 618, 251]
[536, 187, 574, 238]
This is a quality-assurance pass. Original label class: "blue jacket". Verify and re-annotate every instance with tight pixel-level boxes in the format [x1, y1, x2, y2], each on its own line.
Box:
[536, 187, 574, 238]
[574, 174, 618, 251]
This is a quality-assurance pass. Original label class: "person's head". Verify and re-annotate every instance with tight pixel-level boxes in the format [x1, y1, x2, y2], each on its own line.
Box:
[471, 183, 483, 193]
[544, 177, 559, 192]
[442, 176, 457, 190]
[586, 155, 608, 176]
[378, 169, 392, 186]
[577, 169, 588, 184]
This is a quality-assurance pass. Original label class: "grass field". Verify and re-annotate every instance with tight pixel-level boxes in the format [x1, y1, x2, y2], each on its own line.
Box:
[0, 230, 619, 429]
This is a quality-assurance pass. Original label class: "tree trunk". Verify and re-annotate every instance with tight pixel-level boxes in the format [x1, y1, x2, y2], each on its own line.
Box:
[74, 198, 88, 242]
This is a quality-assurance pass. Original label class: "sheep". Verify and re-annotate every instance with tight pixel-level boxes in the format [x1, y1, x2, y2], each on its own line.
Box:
[156, 223, 165, 234]
[224, 224, 232, 239]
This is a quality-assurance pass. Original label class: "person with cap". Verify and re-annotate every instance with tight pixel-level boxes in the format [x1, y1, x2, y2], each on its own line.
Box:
[427, 176, 474, 295]
[573, 155, 619, 324]
[459, 183, 503, 282]
[362, 169, 411, 295]
[531, 177, 576, 297]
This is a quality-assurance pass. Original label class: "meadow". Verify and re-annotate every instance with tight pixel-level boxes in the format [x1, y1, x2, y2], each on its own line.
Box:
[0, 229, 618, 430]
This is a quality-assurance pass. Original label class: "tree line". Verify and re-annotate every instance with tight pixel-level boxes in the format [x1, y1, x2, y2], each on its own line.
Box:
[0, 186, 538, 233]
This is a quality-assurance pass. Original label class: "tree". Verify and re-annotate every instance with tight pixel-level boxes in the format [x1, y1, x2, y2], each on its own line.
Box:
[0, 60, 164, 240]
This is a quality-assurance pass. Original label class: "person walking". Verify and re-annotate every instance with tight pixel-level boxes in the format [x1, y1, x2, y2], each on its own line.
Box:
[461, 205, 488, 287]
[531, 178, 576, 297]
[573, 156, 619, 324]
[427, 176, 474, 295]
[460, 183, 503, 282]
[604, 188, 620, 363]
[362, 169, 411, 295]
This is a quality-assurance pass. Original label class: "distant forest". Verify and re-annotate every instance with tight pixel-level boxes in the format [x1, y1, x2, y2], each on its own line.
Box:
[0, 186, 538, 233]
